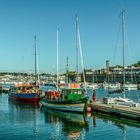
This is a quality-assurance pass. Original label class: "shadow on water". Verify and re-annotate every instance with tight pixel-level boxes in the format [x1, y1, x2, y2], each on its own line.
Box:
[41, 107, 89, 139]
[89, 111, 140, 128]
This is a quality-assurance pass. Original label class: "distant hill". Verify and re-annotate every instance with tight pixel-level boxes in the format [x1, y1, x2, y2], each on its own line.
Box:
[111, 61, 140, 68]
[131, 61, 140, 67]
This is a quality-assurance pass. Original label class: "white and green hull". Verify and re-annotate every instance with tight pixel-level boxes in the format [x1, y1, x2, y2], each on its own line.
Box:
[40, 99, 86, 113]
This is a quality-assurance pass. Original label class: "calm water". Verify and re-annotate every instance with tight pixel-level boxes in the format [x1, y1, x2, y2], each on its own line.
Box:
[0, 89, 140, 140]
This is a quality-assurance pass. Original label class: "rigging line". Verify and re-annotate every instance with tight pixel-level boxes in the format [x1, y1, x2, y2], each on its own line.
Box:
[34, 35, 37, 84]
[121, 11, 132, 67]
[76, 14, 79, 83]
[124, 25, 134, 67]
[34, 36, 40, 84]
[57, 28, 59, 91]
[77, 19, 86, 92]
[113, 15, 122, 65]
[36, 45, 40, 83]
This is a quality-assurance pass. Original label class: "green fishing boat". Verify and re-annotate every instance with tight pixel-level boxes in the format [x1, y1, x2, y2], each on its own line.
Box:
[40, 84, 88, 113]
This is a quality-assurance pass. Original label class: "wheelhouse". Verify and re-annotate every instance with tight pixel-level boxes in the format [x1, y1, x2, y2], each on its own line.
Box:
[10, 85, 40, 94]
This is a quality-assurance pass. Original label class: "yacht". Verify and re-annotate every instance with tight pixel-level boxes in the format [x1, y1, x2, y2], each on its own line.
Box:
[124, 83, 137, 90]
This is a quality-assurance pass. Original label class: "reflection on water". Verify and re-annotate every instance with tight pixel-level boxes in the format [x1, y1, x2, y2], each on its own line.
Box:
[92, 111, 140, 128]
[8, 98, 39, 109]
[8, 98, 39, 124]
[41, 107, 89, 140]
[4, 98, 40, 140]
[87, 111, 140, 140]
[1, 91, 140, 140]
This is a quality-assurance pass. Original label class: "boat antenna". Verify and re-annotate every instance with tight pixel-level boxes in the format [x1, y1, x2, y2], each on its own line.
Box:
[57, 28, 59, 91]
[66, 56, 69, 84]
[121, 10, 125, 97]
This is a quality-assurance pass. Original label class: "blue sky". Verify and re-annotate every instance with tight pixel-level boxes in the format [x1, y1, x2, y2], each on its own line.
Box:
[0, 0, 140, 73]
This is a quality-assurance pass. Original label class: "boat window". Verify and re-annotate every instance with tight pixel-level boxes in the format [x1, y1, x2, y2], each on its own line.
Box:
[69, 89, 72, 94]
[78, 90, 81, 94]
[26, 86, 30, 90]
[18, 87, 21, 90]
[73, 90, 77, 94]
[11, 87, 18, 92]
[64, 90, 68, 95]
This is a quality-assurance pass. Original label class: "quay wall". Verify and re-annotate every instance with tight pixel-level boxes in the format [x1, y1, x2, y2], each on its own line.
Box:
[94, 74, 140, 84]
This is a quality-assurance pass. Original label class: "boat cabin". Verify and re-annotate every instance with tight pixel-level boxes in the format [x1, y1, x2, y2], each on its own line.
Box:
[44, 82, 85, 101]
[61, 88, 84, 101]
[45, 90, 59, 100]
[45, 88, 84, 101]
[10, 84, 40, 94]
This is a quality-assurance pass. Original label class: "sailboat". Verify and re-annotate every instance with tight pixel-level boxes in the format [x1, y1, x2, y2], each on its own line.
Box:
[103, 66, 122, 93]
[124, 82, 137, 90]
[104, 10, 135, 105]
[124, 68, 137, 90]
[40, 15, 89, 113]
[104, 80, 122, 94]
[113, 10, 135, 104]
[120, 11, 137, 94]
[40, 24, 88, 113]
[86, 70, 99, 90]
[8, 36, 41, 103]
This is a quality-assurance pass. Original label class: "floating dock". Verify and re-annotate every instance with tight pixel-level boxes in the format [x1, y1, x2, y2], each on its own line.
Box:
[88, 101, 140, 121]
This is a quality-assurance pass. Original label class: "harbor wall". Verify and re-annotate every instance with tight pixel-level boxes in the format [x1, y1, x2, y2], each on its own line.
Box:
[94, 74, 140, 84]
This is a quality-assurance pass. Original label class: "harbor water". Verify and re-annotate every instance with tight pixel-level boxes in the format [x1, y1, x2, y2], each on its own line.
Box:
[0, 89, 140, 140]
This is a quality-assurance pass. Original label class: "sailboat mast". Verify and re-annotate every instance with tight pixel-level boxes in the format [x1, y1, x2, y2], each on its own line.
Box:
[77, 16, 86, 92]
[92, 69, 94, 83]
[34, 35, 37, 85]
[121, 10, 125, 92]
[66, 56, 69, 84]
[76, 15, 78, 83]
[57, 29, 59, 91]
